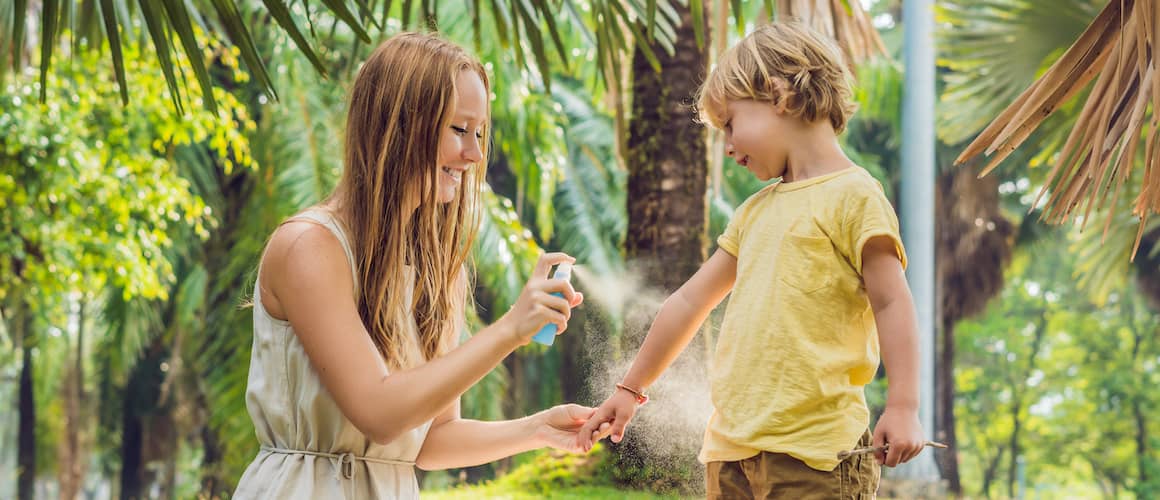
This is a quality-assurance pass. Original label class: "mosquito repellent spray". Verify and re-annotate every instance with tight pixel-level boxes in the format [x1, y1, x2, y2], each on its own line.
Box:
[531, 262, 572, 346]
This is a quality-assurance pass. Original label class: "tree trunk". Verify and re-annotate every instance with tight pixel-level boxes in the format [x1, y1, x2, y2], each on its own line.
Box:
[1134, 399, 1149, 489]
[120, 337, 169, 499]
[624, 8, 708, 293]
[617, 0, 708, 491]
[937, 317, 962, 495]
[16, 302, 35, 500]
[199, 424, 224, 495]
[1006, 405, 1021, 499]
[1131, 228, 1160, 310]
[59, 300, 88, 500]
[120, 370, 146, 500]
[981, 446, 1005, 499]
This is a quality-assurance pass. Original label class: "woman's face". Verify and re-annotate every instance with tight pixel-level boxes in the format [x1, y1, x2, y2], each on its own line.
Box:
[434, 70, 487, 204]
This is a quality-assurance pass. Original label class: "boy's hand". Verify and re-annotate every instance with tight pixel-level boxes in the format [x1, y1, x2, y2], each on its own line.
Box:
[871, 406, 924, 467]
[533, 404, 608, 453]
[576, 389, 640, 452]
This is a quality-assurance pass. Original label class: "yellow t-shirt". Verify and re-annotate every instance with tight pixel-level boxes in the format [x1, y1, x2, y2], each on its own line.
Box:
[700, 166, 906, 471]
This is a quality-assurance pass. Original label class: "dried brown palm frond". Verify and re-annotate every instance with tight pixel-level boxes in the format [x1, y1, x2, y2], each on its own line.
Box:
[771, 0, 888, 64]
[955, 0, 1160, 257]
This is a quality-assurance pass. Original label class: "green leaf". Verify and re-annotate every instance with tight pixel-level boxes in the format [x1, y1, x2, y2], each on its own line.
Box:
[97, 0, 128, 105]
[531, 0, 569, 70]
[261, 0, 330, 78]
[160, 0, 219, 115]
[471, 0, 482, 53]
[487, 0, 512, 47]
[137, 0, 184, 113]
[402, 0, 415, 27]
[209, 0, 278, 101]
[317, 0, 373, 42]
[38, 0, 60, 102]
[562, 0, 596, 48]
[11, 0, 28, 73]
[513, 0, 551, 93]
[508, 0, 525, 68]
[730, 0, 742, 34]
[610, 0, 661, 73]
[690, 0, 704, 49]
[381, 0, 395, 25]
[646, 0, 656, 42]
[354, 0, 381, 31]
[73, 0, 101, 60]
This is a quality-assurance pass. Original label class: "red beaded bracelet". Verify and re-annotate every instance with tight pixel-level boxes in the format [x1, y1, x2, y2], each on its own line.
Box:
[615, 383, 649, 406]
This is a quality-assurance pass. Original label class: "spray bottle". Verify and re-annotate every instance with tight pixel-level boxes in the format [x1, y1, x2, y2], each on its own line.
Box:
[531, 262, 572, 346]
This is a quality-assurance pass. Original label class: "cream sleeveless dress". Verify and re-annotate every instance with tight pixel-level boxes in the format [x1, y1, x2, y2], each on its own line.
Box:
[234, 209, 432, 499]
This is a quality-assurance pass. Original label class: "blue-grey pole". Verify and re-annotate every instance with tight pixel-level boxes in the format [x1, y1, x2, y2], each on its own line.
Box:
[896, 0, 941, 483]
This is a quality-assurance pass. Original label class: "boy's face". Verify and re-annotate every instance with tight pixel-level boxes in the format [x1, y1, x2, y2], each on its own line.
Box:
[722, 99, 790, 181]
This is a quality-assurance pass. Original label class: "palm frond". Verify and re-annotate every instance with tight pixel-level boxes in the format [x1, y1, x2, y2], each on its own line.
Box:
[937, 0, 1097, 145]
[769, 0, 887, 64]
[956, 0, 1160, 250]
[1070, 164, 1160, 305]
[9, 0, 323, 108]
[7, 0, 683, 113]
[1072, 208, 1147, 305]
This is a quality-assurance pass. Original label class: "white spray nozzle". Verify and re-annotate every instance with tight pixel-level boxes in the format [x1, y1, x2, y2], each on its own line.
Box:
[553, 262, 573, 281]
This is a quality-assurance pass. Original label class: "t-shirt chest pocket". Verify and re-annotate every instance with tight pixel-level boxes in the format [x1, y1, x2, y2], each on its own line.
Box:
[776, 232, 837, 294]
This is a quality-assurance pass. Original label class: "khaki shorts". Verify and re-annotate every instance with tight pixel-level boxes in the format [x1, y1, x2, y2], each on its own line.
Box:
[705, 431, 880, 499]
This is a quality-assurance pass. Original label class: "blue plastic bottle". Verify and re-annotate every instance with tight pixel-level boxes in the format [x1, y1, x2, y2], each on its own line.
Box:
[531, 262, 573, 346]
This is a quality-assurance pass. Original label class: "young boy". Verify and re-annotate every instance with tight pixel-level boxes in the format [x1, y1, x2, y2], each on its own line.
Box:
[577, 22, 925, 498]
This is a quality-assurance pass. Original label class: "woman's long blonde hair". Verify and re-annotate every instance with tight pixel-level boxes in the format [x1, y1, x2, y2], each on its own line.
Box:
[333, 32, 489, 369]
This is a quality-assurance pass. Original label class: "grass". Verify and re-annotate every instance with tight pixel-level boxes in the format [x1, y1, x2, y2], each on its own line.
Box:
[419, 445, 697, 499]
[423, 484, 689, 499]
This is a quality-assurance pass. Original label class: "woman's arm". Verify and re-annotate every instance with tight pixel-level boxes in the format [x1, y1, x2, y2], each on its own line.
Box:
[263, 222, 580, 445]
[415, 401, 593, 470]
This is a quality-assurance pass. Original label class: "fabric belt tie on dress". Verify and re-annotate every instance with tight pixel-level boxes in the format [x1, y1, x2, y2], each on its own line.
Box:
[261, 446, 415, 485]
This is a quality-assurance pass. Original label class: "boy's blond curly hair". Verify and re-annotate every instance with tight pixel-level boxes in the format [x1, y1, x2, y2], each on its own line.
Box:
[697, 21, 857, 133]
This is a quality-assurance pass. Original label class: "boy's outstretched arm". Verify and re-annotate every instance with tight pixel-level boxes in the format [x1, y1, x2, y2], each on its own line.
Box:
[862, 235, 926, 467]
[577, 249, 737, 452]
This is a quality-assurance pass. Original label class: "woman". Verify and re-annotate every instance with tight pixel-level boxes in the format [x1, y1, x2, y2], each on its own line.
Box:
[234, 32, 594, 498]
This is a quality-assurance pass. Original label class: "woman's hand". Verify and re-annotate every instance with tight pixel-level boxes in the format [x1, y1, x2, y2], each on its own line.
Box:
[532, 404, 608, 453]
[576, 387, 640, 451]
[498, 252, 584, 345]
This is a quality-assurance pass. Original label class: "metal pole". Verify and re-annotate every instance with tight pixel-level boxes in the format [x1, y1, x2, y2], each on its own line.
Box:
[897, 0, 941, 484]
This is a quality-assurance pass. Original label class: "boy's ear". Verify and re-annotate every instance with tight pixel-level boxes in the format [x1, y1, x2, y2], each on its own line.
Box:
[771, 97, 789, 115]
[770, 77, 792, 114]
